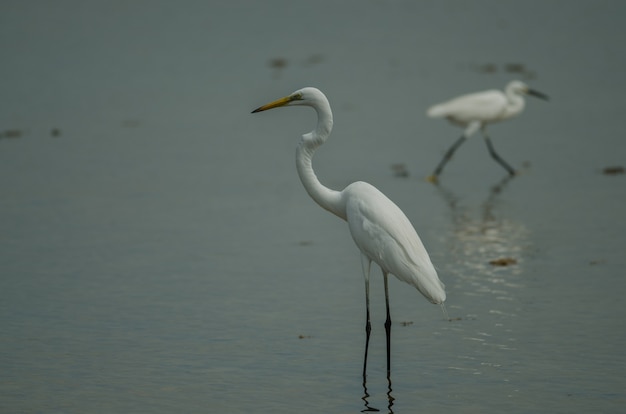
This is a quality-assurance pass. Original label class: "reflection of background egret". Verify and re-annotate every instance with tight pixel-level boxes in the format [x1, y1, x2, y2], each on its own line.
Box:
[427, 81, 549, 181]
[434, 176, 530, 309]
[432, 176, 531, 378]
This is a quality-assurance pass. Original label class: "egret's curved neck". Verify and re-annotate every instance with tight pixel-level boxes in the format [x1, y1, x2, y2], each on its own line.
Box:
[503, 89, 526, 118]
[295, 103, 346, 220]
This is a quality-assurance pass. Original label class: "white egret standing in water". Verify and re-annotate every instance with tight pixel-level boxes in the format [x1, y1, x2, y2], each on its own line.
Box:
[252, 87, 446, 376]
[426, 80, 549, 181]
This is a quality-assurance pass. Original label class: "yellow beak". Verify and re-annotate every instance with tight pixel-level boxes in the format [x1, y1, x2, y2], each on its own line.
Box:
[251, 95, 293, 113]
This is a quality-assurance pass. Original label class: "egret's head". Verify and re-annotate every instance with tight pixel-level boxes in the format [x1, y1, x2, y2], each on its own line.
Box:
[252, 87, 327, 113]
[507, 80, 549, 101]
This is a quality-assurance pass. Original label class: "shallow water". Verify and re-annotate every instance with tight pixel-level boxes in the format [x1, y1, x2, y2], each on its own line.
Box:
[1, 1, 625, 413]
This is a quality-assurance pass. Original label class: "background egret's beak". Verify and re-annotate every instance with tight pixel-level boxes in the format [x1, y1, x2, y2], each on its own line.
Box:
[252, 95, 293, 113]
[527, 88, 549, 101]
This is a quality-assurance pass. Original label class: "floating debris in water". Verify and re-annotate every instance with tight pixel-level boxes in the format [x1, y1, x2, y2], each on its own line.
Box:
[400, 321, 413, 326]
[298, 334, 312, 339]
[391, 163, 409, 178]
[50, 128, 61, 137]
[1, 129, 22, 139]
[268, 57, 288, 79]
[472, 63, 536, 79]
[504, 63, 526, 73]
[602, 166, 624, 175]
[489, 257, 517, 266]
[303, 53, 324, 67]
[269, 57, 288, 69]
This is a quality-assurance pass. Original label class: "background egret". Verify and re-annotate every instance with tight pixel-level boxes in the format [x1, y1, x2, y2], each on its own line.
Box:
[252, 87, 446, 374]
[426, 80, 548, 181]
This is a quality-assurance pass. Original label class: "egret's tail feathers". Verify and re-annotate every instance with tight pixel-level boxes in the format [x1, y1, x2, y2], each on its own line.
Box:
[427, 104, 448, 118]
[406, 263, 446, 305]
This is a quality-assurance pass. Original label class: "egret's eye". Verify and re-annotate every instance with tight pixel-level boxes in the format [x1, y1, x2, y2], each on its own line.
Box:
[291, 93, 303, 101]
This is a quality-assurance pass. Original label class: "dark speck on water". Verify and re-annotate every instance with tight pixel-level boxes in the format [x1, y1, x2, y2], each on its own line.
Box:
[602, 166, 624, 175]
[1, 129, 22, 138]
[472, 62, 536, 79]
[489, 257, 518, 266]
[504, 63, 525, 73]
[391, 163, 409, 178]
[303, 53, 324, 67]
[269, 57, 288, 69]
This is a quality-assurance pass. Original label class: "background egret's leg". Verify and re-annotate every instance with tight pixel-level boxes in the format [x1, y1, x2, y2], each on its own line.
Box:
[431, 135, 466, 178]
[483, 129, 516, 176]
[383, 271, 392, 376]
[429, 121, 481, 181]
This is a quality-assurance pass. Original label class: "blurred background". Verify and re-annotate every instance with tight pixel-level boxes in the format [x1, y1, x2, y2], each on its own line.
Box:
[1, 1, 624, 413]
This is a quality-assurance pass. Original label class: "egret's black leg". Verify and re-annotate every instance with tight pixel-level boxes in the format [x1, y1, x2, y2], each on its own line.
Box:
[361, 256, 373, 379]
[362, 301, 372, 384]
[429, 135, 467, 180]
[361, 257, 379, 412]
[383, 271, 395, 411]
[484, 135, 516, 176]
[361, 315, 378, 412]
[361, 256, 372, 334]
[383, 272, 392, 377]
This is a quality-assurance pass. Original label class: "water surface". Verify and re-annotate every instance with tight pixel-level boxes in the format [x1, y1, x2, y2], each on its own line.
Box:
[1, 1, 625, 413]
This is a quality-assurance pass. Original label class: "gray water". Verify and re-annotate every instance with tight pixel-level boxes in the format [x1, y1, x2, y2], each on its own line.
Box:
[1, 1, 625, 413]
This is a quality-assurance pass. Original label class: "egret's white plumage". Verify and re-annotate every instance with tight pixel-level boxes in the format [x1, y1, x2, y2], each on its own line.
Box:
[427, 80, 548, 181]
[252, 87, 445, 319]
[428, 80, 534, 125]
[344, 182, 444, 302]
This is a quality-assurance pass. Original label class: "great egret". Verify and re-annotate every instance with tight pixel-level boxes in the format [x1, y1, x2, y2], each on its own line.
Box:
[252, 87, 446, 353]
[426, 80, 548, 181]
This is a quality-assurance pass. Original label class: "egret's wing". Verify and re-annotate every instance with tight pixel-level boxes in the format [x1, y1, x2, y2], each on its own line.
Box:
[428, 89, 507, 124]
[345, 182, 445, 304]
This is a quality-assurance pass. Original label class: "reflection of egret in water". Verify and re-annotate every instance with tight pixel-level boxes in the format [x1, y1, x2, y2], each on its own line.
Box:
[436, 175, 529, 287]
[361, 326, 394, 413]
[434, 176, 531, 375]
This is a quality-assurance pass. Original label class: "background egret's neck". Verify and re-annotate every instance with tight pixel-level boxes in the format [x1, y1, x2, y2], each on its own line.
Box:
[504, 94, 525, 119]
[502, 88, 526, 120]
